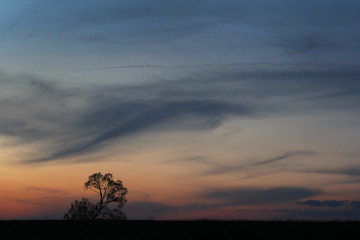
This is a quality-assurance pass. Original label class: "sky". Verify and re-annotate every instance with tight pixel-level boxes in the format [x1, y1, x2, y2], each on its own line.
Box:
[1, 0, 360, 220]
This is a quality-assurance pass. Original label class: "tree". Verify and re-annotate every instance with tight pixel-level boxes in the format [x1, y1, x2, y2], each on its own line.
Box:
[85, 172, 128, 220]
[64, 172, 128, 220]
[64, 198, 96, 220]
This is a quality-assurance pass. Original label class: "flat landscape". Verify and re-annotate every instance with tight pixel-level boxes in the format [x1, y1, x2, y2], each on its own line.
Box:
[1, 220, 358, 239]
[2, 2, 360, 234]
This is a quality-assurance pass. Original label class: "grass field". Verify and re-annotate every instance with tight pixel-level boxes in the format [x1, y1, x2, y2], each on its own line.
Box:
[1, 220, 358, 239]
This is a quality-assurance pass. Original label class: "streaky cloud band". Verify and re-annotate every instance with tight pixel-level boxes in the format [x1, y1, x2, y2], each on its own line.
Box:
[72, 62, 360, 71]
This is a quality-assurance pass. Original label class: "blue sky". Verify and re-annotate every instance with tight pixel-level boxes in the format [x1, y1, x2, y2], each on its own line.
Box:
[1, 0, 360, 220]
[2, 0, 360, 78]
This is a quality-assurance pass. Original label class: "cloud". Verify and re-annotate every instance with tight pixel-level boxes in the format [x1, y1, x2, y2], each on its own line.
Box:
[271, 208, 360, 220]
[74, 62, 360, 71]
[28, 99, 252, 163]
[12, 1, 360, 31]
[350, 201, 360, 208]
[3, 0, 238, 41]
[298, 209, 360, 220]
[201, 187, 321, 206]
[298, 166, 360, 178]
[275, 33, 343, 54]
[6, 0, 360, 54]
[296, 200, 360, 209]
[25, 187, 68, 195]
[1, 66, 360, 163]
[0, 0, 42, 37]
[123, 201, 179, 219]
[244, 151, 315, 167]
[202, 151, 316, 176]
[0, 73, 74, 142]
[123, 201, 207, 220]
[296, 200, 349, 208]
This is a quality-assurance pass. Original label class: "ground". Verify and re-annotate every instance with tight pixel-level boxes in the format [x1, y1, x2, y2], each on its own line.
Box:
[1, 220, 358, 239]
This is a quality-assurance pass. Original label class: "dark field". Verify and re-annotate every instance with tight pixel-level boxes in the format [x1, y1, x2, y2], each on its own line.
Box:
[1, 220, 359, 239]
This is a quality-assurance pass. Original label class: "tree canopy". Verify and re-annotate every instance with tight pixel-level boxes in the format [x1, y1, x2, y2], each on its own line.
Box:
[64, 172, 128, 220]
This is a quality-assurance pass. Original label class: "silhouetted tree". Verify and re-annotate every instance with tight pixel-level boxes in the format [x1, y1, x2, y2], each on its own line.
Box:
[64, 198, 96, 220]
[64, 172, 128, 220]
[85, 172, 128, 220]
[100, 206, 127, 220]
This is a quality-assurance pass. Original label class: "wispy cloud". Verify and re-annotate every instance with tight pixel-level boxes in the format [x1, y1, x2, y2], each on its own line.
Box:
[30, 100, 252, 163]
[1, 66, 360, 164]
[72, 62, 360, 71]
[201, 151, 316, 176]
[25, 186, 68, 195]
[5, 0, 360, 59]
[275, 32, 343, 54]
[243, 151, 315, 167]
[124, 186, 321, 219]
[0, 0, 43, 37]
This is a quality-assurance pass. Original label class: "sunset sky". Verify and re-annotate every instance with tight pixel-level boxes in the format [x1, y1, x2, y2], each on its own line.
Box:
[1, 0, 360, 220]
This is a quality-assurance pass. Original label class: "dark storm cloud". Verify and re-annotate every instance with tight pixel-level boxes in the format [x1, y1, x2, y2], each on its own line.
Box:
[1, 66, 360, 163]
[201, 187, 321, 206]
